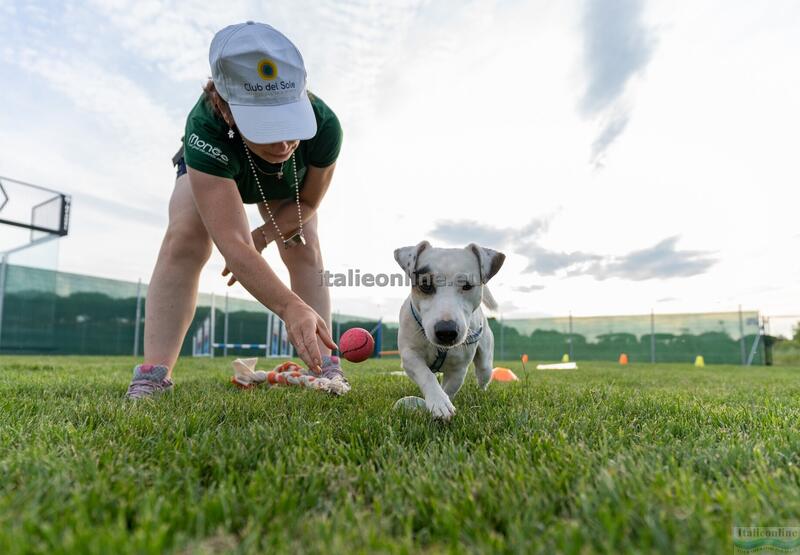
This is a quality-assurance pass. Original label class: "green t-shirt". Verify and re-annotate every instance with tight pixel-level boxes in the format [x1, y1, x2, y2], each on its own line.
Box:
[182, 93, 342, 203]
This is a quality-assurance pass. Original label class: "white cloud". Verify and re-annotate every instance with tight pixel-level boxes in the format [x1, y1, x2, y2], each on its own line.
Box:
[579, 0, 657, 167]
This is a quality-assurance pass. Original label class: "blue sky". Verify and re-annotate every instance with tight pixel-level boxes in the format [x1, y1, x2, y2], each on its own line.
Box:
[1, 0, 799, 331]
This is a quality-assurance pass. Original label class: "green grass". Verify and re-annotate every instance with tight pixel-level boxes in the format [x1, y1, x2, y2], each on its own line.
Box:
[1, 356, 800, 554]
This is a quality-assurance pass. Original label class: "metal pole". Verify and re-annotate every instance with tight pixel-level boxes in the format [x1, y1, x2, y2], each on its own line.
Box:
[746, 318, 763, 366]
[738, 305, 746, 365]
[210, 293, 216, 358]
[0, 254, 7, 352]
[650, 309, 656, 364]
[265, 312, 271, 357]
[375, 320, 382, 358]
[223, 292, 229, 357]
[270, 313, 275, 355]
[568, 312, 574, 361]
[133, 279, 142, 357]
[279, 319, 284, 355]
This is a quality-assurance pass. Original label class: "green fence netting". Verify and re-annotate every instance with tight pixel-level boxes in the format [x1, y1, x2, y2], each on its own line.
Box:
[0, 264, 209, 356]
[0, 264, 763, 364]
[485, 312, 763, 364]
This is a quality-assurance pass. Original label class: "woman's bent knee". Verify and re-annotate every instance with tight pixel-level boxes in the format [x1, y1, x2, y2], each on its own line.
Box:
[280, 233, 322, 269]
[161, 225, 212, 266]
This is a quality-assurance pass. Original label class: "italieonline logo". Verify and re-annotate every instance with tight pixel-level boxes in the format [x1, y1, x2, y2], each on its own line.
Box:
[317, 270, 480, 288]
[733, 527, 800, 554]
[187, 133, 229, 164]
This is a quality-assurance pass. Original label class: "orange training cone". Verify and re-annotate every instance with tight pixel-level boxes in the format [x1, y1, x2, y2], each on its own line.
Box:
[619, 353, 629, 365]
[492, 367, 519, 382]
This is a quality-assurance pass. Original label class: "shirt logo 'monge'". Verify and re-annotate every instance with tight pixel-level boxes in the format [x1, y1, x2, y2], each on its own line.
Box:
[187, 133, 229, 164]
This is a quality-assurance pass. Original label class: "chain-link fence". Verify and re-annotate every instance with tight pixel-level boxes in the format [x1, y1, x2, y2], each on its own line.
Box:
[0, 264, 385, 358]
[485, 312, 763, 365]
[0, 263, 769, 364]
[0, 264, 148, 355]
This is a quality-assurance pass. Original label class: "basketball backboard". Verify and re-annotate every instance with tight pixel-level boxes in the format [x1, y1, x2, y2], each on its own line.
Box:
[0, 175, 71, 255]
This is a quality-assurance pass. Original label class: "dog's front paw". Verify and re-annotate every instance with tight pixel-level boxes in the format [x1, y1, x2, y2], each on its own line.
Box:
[426, 392, 456, 421]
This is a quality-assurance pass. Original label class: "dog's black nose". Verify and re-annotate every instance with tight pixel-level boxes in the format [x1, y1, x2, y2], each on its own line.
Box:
[434, 320, 459, 344]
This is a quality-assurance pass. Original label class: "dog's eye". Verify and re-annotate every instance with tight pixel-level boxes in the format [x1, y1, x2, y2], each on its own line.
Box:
[418, 281, 435, 295]
[462, 283, 474, 291]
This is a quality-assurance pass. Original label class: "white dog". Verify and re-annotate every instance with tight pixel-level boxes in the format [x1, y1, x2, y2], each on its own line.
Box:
[394, 241, 505, 420]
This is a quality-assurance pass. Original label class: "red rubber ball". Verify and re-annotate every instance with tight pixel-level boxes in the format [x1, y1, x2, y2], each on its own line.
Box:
[339, 328, 375, 363]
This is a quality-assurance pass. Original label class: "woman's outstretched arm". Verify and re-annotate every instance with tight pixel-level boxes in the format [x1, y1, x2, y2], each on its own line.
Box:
[187, 167, 336, 371]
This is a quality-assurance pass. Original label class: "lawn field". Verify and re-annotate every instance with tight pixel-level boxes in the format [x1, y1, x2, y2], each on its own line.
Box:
[1, 356, 800, 554]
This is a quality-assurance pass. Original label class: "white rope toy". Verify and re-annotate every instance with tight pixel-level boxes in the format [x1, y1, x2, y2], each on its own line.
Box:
[231, 357, 350, 396]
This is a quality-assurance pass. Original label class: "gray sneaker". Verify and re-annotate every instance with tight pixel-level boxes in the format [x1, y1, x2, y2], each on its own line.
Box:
[320, 355, 348, 383]
[319, 355, 350, 395]
[125, 364, 174, 399]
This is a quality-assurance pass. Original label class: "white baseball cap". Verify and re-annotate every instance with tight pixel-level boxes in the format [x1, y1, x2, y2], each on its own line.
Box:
[209, 21, 317, 144]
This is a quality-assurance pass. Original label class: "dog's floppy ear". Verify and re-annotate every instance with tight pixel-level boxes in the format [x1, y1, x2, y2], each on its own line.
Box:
[468, 243, 505, 284]
[394, 241, 431, 278]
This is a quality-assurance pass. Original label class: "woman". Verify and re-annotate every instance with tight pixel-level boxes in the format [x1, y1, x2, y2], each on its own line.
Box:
[126, 21, 342, 398]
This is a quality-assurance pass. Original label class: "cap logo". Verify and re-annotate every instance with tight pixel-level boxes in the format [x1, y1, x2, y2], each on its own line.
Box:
[257, 58, 278, 80]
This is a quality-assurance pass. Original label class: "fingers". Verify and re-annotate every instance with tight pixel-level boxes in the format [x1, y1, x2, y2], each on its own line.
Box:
[316, 318, 338, 351]
[293, 326, 322, 374]
[293, 342, 313, 373]
[222, 266, 237, 286]
[302, 326, 323, 374]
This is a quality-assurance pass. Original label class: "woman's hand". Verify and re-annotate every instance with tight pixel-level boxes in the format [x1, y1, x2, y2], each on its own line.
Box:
[221, 226, 268, 286]
[221, 246, 336, 371]
[282, 299, 338, 373]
